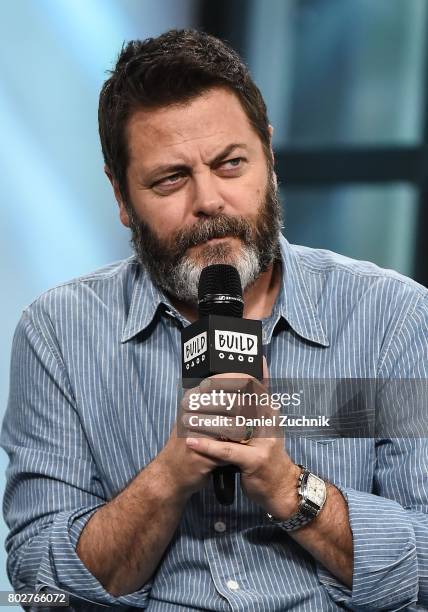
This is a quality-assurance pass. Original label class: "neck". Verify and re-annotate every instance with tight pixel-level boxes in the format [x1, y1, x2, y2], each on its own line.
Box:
[170, 259, 282, 323]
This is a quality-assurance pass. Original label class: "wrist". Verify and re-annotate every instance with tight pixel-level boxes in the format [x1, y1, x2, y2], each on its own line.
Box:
[265, 462, 302, 520]
[145, 455, 193, 505]
[267, 466, 327, 532]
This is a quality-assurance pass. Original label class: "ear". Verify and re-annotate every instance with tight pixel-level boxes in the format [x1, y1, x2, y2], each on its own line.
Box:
[104, 165, 130, 228]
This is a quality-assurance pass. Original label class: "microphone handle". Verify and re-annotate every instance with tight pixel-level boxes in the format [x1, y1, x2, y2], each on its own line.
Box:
[213, 465, 239, 505]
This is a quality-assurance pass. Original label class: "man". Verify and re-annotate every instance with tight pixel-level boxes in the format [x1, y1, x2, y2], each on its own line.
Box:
[1, 29, 427, 611]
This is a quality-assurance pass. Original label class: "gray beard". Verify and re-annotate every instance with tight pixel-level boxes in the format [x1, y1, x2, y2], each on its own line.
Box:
[163, 242, 261, 303]
[126, 172, 282, 303]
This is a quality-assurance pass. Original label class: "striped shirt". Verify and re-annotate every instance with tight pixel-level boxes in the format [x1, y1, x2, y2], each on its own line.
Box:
[1, 234, 428, 611]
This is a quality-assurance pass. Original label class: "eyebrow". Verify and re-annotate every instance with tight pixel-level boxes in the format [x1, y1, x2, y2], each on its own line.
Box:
[146, 143, 249, 183]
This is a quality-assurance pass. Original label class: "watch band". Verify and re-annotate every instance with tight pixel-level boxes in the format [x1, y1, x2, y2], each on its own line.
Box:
[266, 465, 327, 532]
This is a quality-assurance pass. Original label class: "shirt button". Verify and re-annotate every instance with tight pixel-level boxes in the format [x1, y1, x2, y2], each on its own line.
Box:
[214, 521, 226, 533]
[226, 580, 240, 591]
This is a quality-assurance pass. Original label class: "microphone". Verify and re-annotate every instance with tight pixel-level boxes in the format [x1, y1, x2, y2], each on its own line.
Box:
[181, 264, 263, 505]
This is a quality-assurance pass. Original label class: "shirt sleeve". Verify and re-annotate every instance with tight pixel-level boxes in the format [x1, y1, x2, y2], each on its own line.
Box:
[0, 308, 152, 608]
[316, 291, 428, 610]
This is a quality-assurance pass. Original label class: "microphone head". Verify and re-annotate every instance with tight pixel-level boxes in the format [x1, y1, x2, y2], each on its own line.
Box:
[198, 264, 244, 318]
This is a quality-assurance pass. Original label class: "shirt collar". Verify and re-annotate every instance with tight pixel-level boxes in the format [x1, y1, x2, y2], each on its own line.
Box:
[121, 262, 187, 343]
[121, 235, 329, 347]
[274, 235, 329, 347]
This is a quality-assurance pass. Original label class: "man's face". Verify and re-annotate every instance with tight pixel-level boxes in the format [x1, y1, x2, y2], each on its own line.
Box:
[115, 86, 281, 302]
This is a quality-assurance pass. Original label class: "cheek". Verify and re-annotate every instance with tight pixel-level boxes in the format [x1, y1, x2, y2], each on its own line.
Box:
[137, 195, 189, 240]
[127, 179, 182, 229]
[225, 174, 265, 212]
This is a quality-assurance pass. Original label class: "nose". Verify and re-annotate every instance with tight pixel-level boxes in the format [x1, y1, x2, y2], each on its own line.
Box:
[191, 171, 225, 217]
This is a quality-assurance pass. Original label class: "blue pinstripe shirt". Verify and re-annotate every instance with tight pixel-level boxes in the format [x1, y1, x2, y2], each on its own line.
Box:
[2, 235, 428, 611]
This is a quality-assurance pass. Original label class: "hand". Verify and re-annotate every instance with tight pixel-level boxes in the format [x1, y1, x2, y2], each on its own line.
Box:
[155, 421, 230, 500]
[155, 371, 256, 497]
[183, 358, 302, 519]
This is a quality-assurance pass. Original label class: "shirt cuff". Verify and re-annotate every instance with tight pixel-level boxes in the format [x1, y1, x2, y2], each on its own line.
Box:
[316, 486, 419, 610]
[35, 504, 152, 607]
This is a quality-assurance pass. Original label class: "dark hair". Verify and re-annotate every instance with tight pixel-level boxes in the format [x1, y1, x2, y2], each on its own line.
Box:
[98, 29, 271, 198]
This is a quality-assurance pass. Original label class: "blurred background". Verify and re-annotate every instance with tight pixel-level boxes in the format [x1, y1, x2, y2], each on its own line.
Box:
[1, 0, 427, 596]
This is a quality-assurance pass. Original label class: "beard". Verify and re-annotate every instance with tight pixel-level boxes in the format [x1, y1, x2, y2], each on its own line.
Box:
[126, 170, 282, 304]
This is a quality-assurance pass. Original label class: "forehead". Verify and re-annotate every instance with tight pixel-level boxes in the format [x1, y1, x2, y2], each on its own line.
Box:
[125, 87, 262, 167]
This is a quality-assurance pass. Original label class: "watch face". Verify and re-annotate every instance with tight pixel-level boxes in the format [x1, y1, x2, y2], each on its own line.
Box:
[305, 474, 326, 506]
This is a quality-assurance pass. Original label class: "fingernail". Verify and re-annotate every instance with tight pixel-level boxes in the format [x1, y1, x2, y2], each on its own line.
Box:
[199, 379, 211, 392]
[186, 437, 199, 446]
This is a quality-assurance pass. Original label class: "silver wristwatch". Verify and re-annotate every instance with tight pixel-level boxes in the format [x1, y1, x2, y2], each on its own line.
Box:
[267, 465, 327, 532]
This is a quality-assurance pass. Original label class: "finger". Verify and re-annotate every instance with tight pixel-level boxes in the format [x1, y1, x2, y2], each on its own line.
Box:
[181, 389, 246, 416]
[182, 377, 266, 416]
[181, 412, 248, 442]
[200, 374, 255, 393]
[211, 372, 269, 399]
[186, 436, 251, 468]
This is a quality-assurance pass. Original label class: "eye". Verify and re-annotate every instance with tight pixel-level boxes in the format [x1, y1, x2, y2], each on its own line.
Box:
[152, 172, 187, 193]
[221, 157, 243, 169]
[157, 172, 185, 186]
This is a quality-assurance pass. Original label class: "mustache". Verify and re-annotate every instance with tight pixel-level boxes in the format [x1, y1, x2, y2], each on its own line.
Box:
[171, 215, 254, 254]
